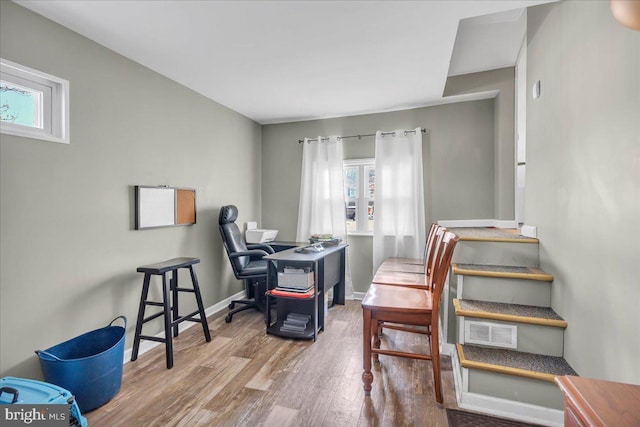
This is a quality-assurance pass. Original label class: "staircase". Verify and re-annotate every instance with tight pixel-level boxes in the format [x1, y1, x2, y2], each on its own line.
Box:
[443, 227, 575, 427]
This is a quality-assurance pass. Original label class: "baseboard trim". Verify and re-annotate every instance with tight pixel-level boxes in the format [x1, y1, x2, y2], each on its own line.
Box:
[122, 290, 245, 364]
[437, 219, 518, 229]
[457, 391, 564, 427]
[353, 291, 366, 300]
[440, 341, 456, 357]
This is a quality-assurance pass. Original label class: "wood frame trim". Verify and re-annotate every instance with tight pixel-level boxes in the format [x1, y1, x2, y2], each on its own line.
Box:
[452, 264, 553, 281]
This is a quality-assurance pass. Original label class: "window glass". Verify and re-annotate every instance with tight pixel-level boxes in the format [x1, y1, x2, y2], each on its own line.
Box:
[344, 166, 358, 199]
[365, 165, 375, 232]
[344, 166, 358, 233]
[0, 58, 69, 144]
[1, 81, 43, 128]
[344, 159, 375, 234]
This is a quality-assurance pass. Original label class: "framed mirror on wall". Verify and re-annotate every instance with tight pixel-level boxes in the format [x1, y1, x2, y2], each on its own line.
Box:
[134, 185, 196, 230]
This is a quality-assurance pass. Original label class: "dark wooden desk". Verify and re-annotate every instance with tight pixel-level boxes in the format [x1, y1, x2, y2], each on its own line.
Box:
[268, 241, 308, 252]
[264, 244, 347, 340]
[555, 375, 640, 426]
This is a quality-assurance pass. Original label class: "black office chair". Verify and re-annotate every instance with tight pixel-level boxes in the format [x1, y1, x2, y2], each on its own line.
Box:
[218, 205, 274, 323]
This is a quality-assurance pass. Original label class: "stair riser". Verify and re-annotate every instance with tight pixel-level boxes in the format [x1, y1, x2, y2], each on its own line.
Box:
[458, 316, 565, 357]
[456, 274, 552, 307]
[465, 368, 564, 410]
[453, 241, 539, 267]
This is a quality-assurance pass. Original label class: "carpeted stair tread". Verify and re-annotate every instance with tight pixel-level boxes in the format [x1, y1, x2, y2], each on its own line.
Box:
[450, 227, 538, 243]
[457, 344, 577, 381]
[454, 299, 567, 327]
[453, 263, 553, 281]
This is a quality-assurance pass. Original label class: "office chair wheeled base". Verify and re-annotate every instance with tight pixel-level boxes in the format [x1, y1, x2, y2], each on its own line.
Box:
[224, 279, 266, 323]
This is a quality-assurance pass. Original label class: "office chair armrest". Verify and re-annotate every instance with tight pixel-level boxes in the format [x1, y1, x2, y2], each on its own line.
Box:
[228, 249, 270, 259]
[247, 243, 275, 254]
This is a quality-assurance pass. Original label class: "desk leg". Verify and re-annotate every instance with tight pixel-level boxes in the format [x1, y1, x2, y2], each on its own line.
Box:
[335, 247, 346, 305]
[265, 293, 271, 330]
[362, 307, 373, 396]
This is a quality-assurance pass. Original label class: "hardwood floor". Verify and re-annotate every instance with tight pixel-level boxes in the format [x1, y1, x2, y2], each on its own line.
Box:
[86, 300, 457, 426]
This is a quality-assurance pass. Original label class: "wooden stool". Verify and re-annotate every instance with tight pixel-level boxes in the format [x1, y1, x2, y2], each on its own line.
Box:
[131, 257, 211, 369]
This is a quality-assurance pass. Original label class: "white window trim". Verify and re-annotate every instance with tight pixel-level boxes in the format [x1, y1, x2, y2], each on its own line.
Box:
[345, 158, 375, 236]
[1, 58, 69, 144]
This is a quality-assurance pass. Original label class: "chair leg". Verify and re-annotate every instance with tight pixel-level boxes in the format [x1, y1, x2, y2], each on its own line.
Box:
[431, 325, 443, 404]
[372, 320, 381, 362]
[226, 302, 261, 321]
[362, 308, 374, 396]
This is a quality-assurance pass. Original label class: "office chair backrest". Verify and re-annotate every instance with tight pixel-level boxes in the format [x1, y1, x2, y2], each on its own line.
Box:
[219, 205, 250, 273]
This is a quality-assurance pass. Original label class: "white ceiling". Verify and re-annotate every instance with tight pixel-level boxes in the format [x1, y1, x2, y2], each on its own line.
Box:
[15, 0, 554, 125]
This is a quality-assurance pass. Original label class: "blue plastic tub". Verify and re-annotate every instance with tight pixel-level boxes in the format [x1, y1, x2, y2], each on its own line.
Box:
[0, 376, 88, 427]
[35, 316, 126, 413]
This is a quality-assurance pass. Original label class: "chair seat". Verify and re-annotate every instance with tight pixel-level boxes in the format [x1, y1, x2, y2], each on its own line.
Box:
[383, 256, 423, 265]
[238, 259, 267, 276]
[377, 262, 425, 274]
[362, 283, 432, 314]
[372, 270, 429, 288]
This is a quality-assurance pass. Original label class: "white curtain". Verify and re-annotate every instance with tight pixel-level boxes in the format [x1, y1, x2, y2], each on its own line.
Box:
[372, 128, 426, 272]
[297, 136, 353, 299]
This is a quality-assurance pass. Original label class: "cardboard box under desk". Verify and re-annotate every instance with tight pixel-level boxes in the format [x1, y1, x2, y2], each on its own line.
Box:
[277, 271, 314, 289]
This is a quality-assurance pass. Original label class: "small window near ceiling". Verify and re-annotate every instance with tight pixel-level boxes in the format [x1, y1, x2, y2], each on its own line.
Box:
[344, 158, 375, 235]
[1, 58, 69, 144]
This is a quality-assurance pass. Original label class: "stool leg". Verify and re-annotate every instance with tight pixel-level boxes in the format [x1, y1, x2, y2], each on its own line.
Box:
[189, 266, 211, 342]
[131, 273, 151, 361]
[171, 269, 179, 338]
[162, 273, 174, 369]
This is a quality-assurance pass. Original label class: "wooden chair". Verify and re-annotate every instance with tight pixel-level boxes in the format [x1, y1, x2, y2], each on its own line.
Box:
[372, 225, 444, 288]
[377, 223, 440, 273]
[361, 231, 458, 404]
[371, 227, 445, 340]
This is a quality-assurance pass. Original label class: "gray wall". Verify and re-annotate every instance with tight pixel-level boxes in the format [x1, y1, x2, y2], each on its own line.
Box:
[444, 67, 516, 221]
[527, 0, 640, 383]
[0, 2, 262, 377]
[262, 100, 495, 293]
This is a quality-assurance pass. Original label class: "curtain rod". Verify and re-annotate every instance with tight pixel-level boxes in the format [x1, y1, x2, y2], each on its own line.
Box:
[297, 127, 430, 144]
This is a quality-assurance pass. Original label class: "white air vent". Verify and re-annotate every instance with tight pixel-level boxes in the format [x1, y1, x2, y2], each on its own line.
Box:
[464, 321, 517, 349]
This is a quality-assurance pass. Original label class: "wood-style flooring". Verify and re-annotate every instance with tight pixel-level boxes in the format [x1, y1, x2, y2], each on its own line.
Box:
[86, 300, 457, 426]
